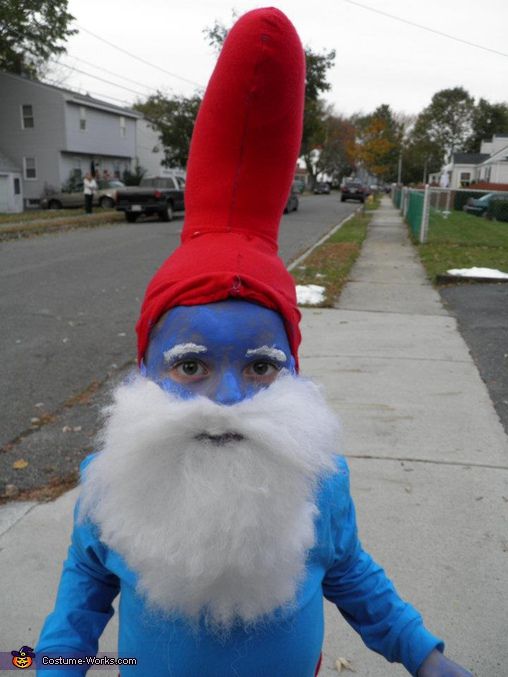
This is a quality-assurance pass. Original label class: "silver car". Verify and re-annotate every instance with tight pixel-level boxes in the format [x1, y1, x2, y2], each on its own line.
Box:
[40, 180, 125, 210]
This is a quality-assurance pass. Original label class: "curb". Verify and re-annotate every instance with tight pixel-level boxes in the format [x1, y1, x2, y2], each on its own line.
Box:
[287, 207, 363, 272]
[436, 274, 508, 285]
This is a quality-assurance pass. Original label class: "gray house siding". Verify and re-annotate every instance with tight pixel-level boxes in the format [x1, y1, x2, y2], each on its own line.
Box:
[0, 72, 66, 201]
[64, 102, 136, 158]
[0, 71, 141, 206]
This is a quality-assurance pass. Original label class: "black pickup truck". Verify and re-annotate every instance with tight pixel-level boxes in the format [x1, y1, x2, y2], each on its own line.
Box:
[115, 176, 185, 222]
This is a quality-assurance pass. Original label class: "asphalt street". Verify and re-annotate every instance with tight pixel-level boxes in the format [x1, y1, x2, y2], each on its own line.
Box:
[0, 194, 356, 497]
[439, 283, 508, 435]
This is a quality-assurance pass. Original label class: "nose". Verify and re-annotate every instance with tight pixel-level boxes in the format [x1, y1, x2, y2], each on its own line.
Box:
[213, 370, 244, 405]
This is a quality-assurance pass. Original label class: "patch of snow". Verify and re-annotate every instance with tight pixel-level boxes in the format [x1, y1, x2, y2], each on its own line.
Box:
[447, 267, 508, 279]
[296, 284, 326, 305]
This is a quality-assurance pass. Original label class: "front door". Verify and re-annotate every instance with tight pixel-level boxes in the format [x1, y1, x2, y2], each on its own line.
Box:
[0, 175, 9, 212]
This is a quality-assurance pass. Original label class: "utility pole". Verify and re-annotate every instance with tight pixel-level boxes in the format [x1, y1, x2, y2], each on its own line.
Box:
[397, 151, 402, 185]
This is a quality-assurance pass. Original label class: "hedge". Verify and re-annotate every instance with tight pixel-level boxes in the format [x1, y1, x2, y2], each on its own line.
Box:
[488, 199, 508, 223]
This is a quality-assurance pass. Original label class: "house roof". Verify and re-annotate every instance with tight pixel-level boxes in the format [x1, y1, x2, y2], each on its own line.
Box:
[452, 152, 490, 165]
[479, 142, 508, 165]
[0, 70, 142, 119]
[0, 148, 21, 172]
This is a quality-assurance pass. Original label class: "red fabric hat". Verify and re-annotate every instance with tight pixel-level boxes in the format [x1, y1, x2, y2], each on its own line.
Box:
[136, 7, 305, 368]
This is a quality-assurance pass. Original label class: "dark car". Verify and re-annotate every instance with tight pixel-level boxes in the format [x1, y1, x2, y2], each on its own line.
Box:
[463, 192, 508, 217]
[115, 175, 185, 222]
[341, 180, 367, 203]
[314, 182, 330, 195]
[293, 178, 306, 194]
[284, 184, 299, 213]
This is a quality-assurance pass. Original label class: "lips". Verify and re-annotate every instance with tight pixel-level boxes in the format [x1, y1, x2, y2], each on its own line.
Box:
[195, 432, 245, 445]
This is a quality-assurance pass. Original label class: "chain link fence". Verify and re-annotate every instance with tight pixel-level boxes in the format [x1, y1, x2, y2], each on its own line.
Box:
[392, 186, 508, 242]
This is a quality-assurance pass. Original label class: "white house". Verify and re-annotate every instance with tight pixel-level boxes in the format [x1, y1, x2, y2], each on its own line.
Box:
[135, 118, 167, 177]
[0, 148, 23, 213]
[0, 71, 144, 207]
[476, 134, 508, 184]
[441, 134, 508, 189]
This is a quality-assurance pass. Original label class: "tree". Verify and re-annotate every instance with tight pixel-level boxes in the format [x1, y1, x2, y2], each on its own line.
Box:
[0, 0, 76, 77]
[465, 98, 508, 152]
[412, 87, 475, 164]
[311, 111, 356, 183]
[354, 105, 402, 182]
[299, 48, 336, 187]
[134, 93, 202, 169]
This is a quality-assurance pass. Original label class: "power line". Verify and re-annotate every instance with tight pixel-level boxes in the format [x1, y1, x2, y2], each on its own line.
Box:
[43, 78, 136, 107]
[49, 58, 150, 98]
[77, 24, 205, 88]
[60, 54, 166, 94]
[343, 0, 508, 59]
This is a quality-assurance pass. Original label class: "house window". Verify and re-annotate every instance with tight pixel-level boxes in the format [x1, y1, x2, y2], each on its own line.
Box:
[73, 157, 82, 180]
[21, 104, 34, 128]
[113, 161, 121, 178]
[14, 178, 21, 194]
[23, 157, 37, 180]
[459, 171, 471, 187]
[120, 116, 126, 137]
[79, 107, 86, 131]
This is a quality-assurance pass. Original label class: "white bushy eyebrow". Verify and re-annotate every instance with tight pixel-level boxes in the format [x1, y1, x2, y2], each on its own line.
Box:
[245, 346, 287, 363]
[163, 343, 207, 363]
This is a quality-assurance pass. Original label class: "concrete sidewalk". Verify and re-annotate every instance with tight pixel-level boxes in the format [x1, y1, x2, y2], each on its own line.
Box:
[1, 197, 507, 675]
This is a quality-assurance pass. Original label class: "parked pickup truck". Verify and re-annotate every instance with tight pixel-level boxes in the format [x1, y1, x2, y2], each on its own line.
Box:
[115, 176, 185, 222]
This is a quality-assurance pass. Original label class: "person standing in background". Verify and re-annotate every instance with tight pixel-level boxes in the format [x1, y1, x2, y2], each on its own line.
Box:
[83, 172, 97, 214]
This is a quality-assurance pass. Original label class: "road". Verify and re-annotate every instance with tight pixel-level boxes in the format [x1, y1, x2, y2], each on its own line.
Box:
[0, 194, 357, 459]
[439, 283, 508, 435]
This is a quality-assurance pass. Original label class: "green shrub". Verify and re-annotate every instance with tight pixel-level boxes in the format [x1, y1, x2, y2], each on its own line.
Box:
[488, 199, 508, 223]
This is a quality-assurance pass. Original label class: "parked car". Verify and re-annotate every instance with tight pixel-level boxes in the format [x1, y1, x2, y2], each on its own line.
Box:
[340, 180, 368, 203]
[314, 182, 330, 195]
[283, 184, 299, 213]
[115, 175, 185, 222]
[40, 179, 125, 210]
[463, 192, 508, 217]
[293, 178, 305, 194]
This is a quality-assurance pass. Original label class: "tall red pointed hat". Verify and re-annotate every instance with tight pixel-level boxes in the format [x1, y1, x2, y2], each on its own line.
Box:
[136, 7, 305, 367]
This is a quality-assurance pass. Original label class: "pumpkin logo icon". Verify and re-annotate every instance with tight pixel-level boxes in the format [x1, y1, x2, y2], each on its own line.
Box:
[11, 646, 35, 669]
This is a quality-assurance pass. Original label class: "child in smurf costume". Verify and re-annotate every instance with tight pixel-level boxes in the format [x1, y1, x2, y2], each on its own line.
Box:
[37, 8, 472, 677]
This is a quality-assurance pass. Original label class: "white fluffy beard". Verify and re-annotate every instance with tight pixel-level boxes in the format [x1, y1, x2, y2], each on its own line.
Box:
[79, 373, 340, 632]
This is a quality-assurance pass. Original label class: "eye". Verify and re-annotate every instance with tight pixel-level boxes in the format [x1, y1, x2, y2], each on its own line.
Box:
[245, 361, 280, 382]
[169, 359, 208, 382]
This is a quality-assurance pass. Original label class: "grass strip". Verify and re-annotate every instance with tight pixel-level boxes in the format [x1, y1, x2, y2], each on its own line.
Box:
[0, 210, 124, 241]
[415, 208, 508, 282]
[0, 208, 89, 224]
[291, 209, 371, 307]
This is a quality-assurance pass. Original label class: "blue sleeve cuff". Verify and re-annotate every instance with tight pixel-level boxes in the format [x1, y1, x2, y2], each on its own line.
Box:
[398, 619, 444, 675]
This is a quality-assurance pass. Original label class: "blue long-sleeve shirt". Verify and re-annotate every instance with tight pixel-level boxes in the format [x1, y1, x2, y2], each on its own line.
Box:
[36, 455, 443, 676]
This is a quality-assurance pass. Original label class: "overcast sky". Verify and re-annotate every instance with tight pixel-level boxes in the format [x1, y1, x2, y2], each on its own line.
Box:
[50, 0, 507, 118]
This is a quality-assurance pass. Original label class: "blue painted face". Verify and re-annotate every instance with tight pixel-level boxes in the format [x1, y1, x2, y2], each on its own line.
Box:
[143, 300, 294, 405]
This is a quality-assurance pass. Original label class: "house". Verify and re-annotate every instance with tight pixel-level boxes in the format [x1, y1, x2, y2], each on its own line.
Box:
[476, 134, 508, 184]
[135, 118, 167, 177]
[0, 148, 23, 213]
[443, 134, 508, 189]
[0, 71, 144, 208]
